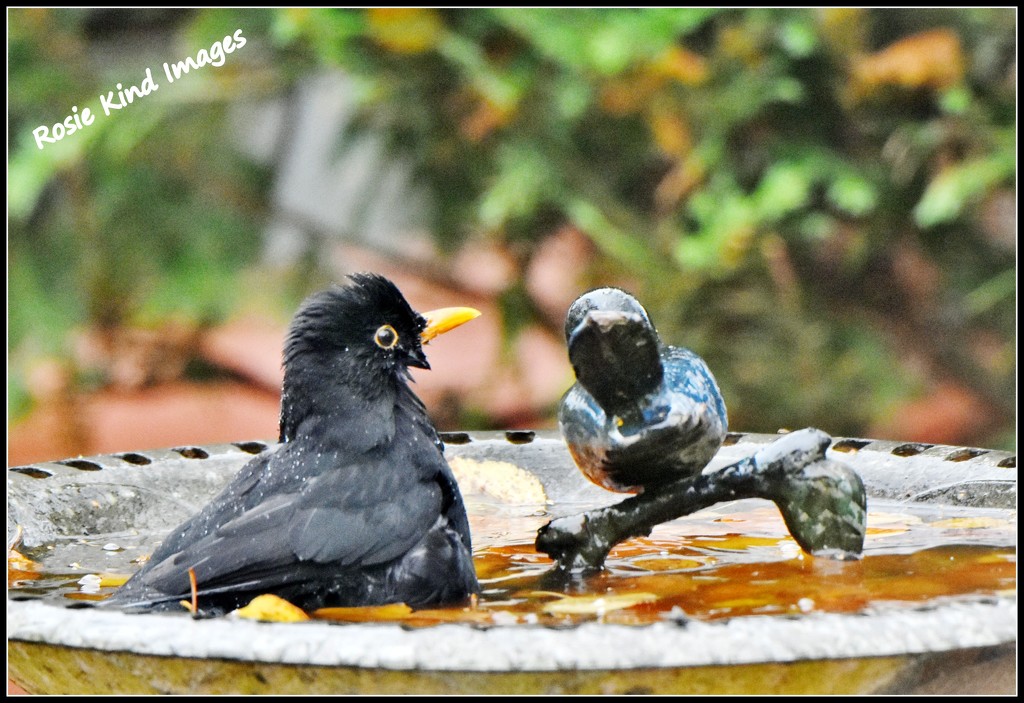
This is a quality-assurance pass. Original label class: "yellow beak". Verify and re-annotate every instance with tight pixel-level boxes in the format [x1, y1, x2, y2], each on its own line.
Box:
[420, 307, 482, 344]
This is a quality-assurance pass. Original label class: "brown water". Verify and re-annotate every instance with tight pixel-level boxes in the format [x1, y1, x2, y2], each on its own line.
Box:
[464, 500, 1015, 627]
[8, 498, 1016, 628]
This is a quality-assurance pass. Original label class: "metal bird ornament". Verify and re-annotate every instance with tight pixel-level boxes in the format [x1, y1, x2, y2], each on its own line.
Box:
[540, 287, 866, 574]
[559, 287, 729, 494]
[108, 274, 481, 616]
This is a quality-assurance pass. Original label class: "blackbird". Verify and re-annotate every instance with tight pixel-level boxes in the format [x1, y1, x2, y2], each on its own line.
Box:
[559, 287, 728, 493]
[108, 273, 481, 615]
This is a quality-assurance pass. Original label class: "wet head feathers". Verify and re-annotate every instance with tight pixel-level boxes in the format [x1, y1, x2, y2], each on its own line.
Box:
[283, 273, 427, 368]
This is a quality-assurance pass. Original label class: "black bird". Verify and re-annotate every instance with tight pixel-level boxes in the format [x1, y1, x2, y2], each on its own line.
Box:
[108, 273, 481, 615]
[559, 287, 728, 494]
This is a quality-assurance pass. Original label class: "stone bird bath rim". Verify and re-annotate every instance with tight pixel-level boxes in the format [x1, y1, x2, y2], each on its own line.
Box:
[7, 430, 1017, 694]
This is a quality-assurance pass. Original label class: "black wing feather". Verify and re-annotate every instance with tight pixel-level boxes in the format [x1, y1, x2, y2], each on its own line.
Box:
[114, 433, 449, 606]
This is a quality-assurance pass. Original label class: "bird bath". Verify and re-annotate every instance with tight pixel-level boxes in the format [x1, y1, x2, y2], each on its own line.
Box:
[7, 431, 1017, 694]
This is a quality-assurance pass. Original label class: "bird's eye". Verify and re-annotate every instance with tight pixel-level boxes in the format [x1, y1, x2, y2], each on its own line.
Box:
[374, 324, 399, 349]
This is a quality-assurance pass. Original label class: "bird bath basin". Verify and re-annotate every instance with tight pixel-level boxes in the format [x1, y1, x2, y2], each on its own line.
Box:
[7, 430, 1017, 694]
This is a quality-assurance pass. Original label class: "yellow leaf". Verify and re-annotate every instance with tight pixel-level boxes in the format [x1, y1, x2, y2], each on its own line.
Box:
[98, 572, 132, 587]
[7, 549, 40, 575]
[537, 591, 658, 615]
[867, 512, 923, 527]
[686, 535, 784, 551]
[866, 527, 909, 537]
[366, 8, 444, 54]
[312, 602, 413, 622]
[930, 516, 1011, 530]
[718, 25, 763, 66]
[712, 597, 774, 610]
[817, 8, 868, 56]
[652, 46, 709, 86]
[631, 557, 706, 572]
[235, 594, 310, 623]
[851, 28, 964, 98]
[648, 105, 693, 159]
[285, 8, 310, 25]
[78, 572, 132, 589]
[403, 607, 496, 626]
[7, 526, 42, 584]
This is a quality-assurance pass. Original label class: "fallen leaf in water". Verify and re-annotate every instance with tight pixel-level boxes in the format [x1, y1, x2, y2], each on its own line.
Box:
[7, 525, 42, 585]
[65, 592, 109, 602]
[630, 557, 706, 572]
[930, 516, 1012, 530]
[96, 572, 131, 587]
[8, 564, 43, 587]
[534, 591, 659, 615]
[687, 535, 785, 551]
[8, 551, 41, 578]
[868, 512, 924, 527]
[711, 596, 775, 610]
[234, 594, 310, 623]
[313, 603, 413, 622]
[404, 607, 497, 626]
[866, 528, 909, 537]
[313, 602, 497, 627]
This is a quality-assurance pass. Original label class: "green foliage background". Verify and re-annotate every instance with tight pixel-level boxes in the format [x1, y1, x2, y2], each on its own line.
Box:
[8, 8, 1016, 448]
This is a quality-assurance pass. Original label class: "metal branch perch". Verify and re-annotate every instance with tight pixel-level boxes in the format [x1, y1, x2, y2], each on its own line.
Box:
[536, 428, 867, 573]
